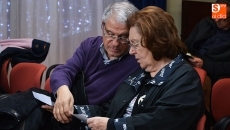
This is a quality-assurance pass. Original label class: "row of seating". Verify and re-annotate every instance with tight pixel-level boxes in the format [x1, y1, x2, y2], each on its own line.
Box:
[195, 67, 230, 130]
[1, 60, 229, 129]
[0, 59, 48, 94]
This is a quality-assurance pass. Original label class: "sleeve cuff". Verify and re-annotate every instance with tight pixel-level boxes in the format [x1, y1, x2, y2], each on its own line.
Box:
[107, 119, 116, 130]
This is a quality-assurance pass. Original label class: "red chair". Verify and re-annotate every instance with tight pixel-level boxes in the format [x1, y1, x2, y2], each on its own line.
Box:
[194, 67, 207, 86]
[196, 114, 207, 130]
[211, 78, 230, 130]
[9, 62, 47, 93]
[44, 77, 51, 92]
[194, 67, 212, 112]
[211, 78, 230, 121]
[43, 64, 62, 92]
[0, 59, 11, 93]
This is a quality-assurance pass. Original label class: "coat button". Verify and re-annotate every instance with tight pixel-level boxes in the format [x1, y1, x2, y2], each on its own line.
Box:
[123, 100, 126, 103]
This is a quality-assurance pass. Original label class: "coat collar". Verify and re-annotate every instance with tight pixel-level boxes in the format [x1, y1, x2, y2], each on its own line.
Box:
[124, 54, 184, 91]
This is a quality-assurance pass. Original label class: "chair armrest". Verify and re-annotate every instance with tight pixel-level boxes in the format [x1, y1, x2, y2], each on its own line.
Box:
[213, 116, 230, 130]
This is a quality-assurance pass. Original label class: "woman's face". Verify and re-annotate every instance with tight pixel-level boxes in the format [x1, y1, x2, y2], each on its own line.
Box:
[129, 26, 154, 71]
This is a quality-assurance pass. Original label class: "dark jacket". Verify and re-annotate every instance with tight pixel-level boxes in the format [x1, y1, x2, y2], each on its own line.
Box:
[0, 88, 52, 130]
[75, 59, 205, 130]
[0, 39, 50, 67]
[184, 17, 230, 84]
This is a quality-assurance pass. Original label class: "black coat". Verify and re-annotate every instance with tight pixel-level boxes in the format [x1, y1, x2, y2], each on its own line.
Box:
[0, 39, 50, 67]
[184, 17, 230, 84]
[75, 60, 205, 130]
[0, 88, 53, 130]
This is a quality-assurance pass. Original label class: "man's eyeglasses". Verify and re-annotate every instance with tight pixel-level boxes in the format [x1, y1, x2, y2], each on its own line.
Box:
[101, 22, 129, 44]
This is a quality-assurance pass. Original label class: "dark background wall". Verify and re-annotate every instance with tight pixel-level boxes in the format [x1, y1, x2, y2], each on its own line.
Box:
[129, 0, 166, 10]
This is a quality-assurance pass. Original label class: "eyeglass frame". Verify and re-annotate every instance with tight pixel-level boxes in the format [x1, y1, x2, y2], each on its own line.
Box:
[101, 22, 129, 44]
[128, 40, 141, 50]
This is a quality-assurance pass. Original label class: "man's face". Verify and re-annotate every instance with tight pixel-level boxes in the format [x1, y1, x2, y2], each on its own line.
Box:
[102, 17, 130, 60]
[214, 6, 230, 30]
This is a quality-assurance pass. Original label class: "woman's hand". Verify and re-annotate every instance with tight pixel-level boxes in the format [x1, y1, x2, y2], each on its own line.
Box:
[87, 117, 109, 130]
[41, 104, 54, 113]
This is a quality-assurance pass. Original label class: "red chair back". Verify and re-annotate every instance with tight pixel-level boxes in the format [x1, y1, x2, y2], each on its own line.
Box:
[194, 67, 207, 86]
[43, 64, 62, 92]
[44, 77, 52, 92]
[211, 78, 230, 121]
[194, 67, 212, 112]
[196, 114, 206, 130]
[9, 62, 46, 93]
[0, 59, 11, 93]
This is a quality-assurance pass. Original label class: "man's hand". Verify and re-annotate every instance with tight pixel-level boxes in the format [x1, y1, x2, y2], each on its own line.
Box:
[53, 85, 74, 123]
[87, 117, 109, 130]
[189, 56, 203, 68]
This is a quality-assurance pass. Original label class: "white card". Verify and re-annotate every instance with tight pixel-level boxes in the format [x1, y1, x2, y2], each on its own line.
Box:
[72, 114, 88, 123]
[32, 91, 54, 106]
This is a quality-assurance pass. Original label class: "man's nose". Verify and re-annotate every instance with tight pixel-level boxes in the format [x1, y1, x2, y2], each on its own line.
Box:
[215, 19, 220, 22]
[111, 37, 120, 46]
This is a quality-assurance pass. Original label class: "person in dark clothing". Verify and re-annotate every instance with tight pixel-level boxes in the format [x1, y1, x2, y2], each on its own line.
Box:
[42, 1, 140, 125]
[184, 0, 230, 84]
[43, 2, 203, 130]
[71, 6, 204, 130]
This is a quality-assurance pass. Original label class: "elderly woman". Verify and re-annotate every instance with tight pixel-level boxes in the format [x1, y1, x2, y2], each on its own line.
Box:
[73, 6, 205, 130]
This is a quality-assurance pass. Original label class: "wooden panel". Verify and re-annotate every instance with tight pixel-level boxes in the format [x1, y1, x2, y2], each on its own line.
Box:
[181, 0, 212, 41]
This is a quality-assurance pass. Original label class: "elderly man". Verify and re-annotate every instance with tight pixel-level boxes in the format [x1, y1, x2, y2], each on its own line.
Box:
[185, 0, 230, 84]
[42, 1, 140, 127]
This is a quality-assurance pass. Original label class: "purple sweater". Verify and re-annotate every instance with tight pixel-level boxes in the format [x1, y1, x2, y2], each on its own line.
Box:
[50, 36, 140, 105]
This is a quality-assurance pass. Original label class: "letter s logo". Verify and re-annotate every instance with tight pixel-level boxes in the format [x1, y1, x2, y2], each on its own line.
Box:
[212, 4, 220, 13]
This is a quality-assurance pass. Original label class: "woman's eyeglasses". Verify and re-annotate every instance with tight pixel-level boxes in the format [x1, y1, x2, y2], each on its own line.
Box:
[128, 41, 140, 49]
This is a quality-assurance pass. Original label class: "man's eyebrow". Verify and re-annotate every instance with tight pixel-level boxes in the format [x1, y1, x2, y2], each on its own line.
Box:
[120, 33, 129, 37]
[106, 29, 129, 37]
